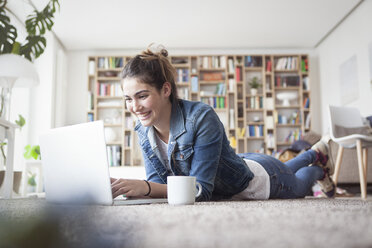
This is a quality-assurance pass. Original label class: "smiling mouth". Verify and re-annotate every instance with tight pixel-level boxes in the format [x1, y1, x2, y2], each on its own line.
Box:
[136, 111, 152, 120]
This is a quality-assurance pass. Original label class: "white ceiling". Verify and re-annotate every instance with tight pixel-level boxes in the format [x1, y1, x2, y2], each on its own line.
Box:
[8, 0, 363, 51]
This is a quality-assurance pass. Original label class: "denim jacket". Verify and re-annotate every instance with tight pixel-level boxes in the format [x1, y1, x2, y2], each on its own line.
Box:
[134, 99, 254, 201]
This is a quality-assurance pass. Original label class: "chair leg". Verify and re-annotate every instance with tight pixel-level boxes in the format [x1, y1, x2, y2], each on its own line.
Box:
[363, 148, 368, 184]
[356, 140, 367, 199]
[333, 145, 344, 186]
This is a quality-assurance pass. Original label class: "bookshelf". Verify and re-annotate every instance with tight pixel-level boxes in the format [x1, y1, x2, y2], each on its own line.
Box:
[87, 54, 310, 166]
[88, 56, 140, 166]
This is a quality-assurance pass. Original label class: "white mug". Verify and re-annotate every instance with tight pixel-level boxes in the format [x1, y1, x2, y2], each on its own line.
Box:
[167, 176, 202, 205]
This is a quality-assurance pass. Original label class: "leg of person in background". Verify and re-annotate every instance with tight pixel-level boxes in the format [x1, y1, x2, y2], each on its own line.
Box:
[243, 135, 335, 199]
[310, 135, 335, 197]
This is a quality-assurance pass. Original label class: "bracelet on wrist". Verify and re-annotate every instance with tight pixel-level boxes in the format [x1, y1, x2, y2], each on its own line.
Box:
[143, 180, 151, 196]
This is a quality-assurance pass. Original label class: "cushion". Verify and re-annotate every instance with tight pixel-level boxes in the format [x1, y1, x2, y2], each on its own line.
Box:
[334, 125, 371, 138]
[303, 131, 321, 145]
[290, 140, 311, 152]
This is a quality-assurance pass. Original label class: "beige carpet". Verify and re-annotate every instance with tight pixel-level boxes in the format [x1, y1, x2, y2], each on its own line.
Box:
[1, 197, 372, 248]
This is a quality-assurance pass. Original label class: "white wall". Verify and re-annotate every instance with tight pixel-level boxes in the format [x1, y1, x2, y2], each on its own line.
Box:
[10, 32, 67, 171]
[317, 0, 372, 134]
[66, 48, 321, 133]
[27, 33, 67, 142]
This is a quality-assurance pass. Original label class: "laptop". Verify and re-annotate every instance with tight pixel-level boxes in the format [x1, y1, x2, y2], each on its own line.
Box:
[39, 120, 167, 205]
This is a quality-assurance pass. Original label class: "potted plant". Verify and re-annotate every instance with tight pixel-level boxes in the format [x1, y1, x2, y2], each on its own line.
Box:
[0, 0, 59, 61]
[248, 77, 261, 95]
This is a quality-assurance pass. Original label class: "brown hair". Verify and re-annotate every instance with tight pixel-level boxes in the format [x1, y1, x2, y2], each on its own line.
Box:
[121, 44, 178, 103]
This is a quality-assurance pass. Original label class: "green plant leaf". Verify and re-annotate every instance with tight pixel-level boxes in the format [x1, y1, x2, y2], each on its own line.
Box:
[24, 145, 32, 159]
[0, 0, 6, 8]
[0, 8, 18, 54]
[24, 145, 40, 160]
[32, 145, 40, 160]
[19, 35, 46, 61]
[25, 7, 54, 36]
[49, 0, 60, 13]
[15, 114, 26, 129]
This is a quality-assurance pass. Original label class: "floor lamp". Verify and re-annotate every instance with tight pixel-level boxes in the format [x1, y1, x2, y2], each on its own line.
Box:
[0, 54, 39, 198]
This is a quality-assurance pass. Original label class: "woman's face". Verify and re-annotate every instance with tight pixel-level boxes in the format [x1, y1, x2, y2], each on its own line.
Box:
[123, 77, 171, 127]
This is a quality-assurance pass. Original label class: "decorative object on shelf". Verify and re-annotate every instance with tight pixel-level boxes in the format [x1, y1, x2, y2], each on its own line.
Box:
[276, 91, 298, 107]
[104, 127, 117, 143]
[22, 161, 43, 196]
[248, 76, 261, 95]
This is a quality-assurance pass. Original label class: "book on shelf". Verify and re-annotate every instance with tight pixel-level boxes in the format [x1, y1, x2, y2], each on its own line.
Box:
[200, 56, 226, 69]
[237, 127, 246, 138]
[276, 113, 287, 124]
[177, 68, 189, 83]
[266, 59, 272, 72]
[245, 56, 253, 67]
[288, 111, 301, 124]
[303, 97, 310, 109]
[303, 77, 310, 90]
[276, 112, 300, 125]
[228, 79, 235, 92]
[245, 56, 262, 67]
[305, 114, 311, 129]
[284, 129, 303, 143]
[97, 57, 123, 69]
[301, 58, 308, 72]
[275, 57, 298, 70]
[200, 83, 226, 96]
[235, 67, 241, 82]
[191, 76, 199, 92]
[107, 145, 122, 167]
[124, 133, 131, 147]
[87, 113, 94, 122]
[171, 57, 188, 64]
[201, 72, 224, 81]
[247, 125, 264, 137]
[201, 96, 226, 109]
[87, 91, 94, 110]
[97, 82, 123, 97]
[248, 96, 263, 109]
[228, 58, 234, 73]
[275, 75, 300, 87]
[215, 83, 226, 95]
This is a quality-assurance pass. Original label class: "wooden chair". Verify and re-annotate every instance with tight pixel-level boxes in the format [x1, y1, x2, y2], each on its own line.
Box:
[329, 105, 372, 199]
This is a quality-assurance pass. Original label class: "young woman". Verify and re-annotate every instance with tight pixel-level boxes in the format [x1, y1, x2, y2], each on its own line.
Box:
[111, 45, 335, 201]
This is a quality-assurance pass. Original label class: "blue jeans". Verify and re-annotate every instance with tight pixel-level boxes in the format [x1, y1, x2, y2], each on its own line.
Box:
[239, 150, 324, 199]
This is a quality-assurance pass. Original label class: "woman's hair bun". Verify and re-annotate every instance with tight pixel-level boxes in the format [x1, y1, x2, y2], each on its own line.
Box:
[160, 48, 168, 57]
[144, 43, 168, 58]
